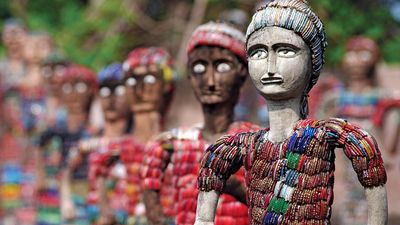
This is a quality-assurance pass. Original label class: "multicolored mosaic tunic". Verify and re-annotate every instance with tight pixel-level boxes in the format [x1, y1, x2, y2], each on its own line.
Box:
[142, 122, 259, 225]
[83, 137, 129, 224]
[38, 124, 93, 225]
[94, 136, 147, 225]
[198, 118, 387, 225]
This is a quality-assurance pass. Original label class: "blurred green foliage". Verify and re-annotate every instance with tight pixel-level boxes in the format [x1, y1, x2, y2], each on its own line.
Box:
[0, 0, 399, 71]
[309, 0, 400, 66]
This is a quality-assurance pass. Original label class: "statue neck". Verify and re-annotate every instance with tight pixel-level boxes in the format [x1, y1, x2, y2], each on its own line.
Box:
[103, 118, 128, 138]
[266, 96, 302, 143]
[132, 111, 161, 143]
[7, 48, 23, 62]
[201, 102, 234, 143]
[67, 111, 89, 133]
[348, 76, 373, 93]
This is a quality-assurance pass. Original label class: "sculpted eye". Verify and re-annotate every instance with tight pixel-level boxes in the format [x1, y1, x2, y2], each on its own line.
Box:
[144, 74, 157, 84]
[359, 50, 373, 62]
[99, 87, 111, 97]
[277, 47, 296, 57]
[216, 62, 231, 73]
[76, 82, 88, 93]
[54, 65, 66, 75]
[249, 48, 268, 60]
[41, 66, 52, 78]
[62, 83, 73, 94]
[126, 77, 137, 86]
[115, 85, 126, 96]
[193, 63, 206, 74]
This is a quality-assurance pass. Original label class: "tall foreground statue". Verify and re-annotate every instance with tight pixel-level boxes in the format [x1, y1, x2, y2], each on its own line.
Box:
[195, 0, 388, 224]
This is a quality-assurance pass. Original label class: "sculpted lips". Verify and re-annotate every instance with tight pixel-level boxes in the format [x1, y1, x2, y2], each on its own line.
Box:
[260, 74, 284, 85]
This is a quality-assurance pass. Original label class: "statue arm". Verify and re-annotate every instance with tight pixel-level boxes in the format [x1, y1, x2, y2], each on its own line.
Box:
[224, 175, 247, 205]
[194, 191, 220, 225]
[326, 118, 388, 225]
[141, 141, 173, 225]
[196, 133, 249, 223]
[365, 186, 388, 225]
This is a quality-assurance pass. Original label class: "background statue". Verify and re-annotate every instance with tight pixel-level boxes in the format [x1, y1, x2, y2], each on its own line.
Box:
[142, 21, 258, 225]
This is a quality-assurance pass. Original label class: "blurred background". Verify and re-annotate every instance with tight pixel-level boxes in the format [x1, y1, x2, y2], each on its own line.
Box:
[1, 0, 400, 127]
[1, 0, 399, 70]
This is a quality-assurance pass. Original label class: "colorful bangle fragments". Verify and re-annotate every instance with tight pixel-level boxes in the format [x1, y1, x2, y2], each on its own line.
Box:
[198, 118, 387, 225]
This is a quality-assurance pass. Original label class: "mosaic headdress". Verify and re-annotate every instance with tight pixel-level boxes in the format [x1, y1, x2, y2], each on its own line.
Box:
[43, 50, 69, 66]
[187, 21, 247, 63]
[346, 36, 380, 64]
[61, 64, 97, 88]
[3, 18, 26, 30]
[246, 0, 327, 118]
[123, 47, 176, 86]
[97, 63, 124, 86]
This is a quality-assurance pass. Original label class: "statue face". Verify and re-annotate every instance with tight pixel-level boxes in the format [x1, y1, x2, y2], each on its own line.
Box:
[61, 79, 94, 114]
[2, 25, 26, 52]
[98, 81, 130, 122]
[24, 35, 53, 65]
[247, 26, 311, 101]
[188, 46, 246, 106]
[342, 48, 376, 79]
[124, 65, 164, 113]
[41, 63, 68, 95]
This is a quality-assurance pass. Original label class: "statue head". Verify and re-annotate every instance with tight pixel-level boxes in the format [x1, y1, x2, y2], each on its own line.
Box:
[23, 32, 54, 65]
[97, 63, 130, 122]
[1, 18, 27, 54]
[246, 0, 327, 118]
[41, 51, 70, 96]
[122, 47, 176, 115]
[343, 36, 379, 81]
[187, 21, 248, 107]
[60, 64, 97, 114]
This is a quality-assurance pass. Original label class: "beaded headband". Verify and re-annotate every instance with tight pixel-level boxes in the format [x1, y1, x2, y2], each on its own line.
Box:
[3, 18, 26, 30]
[123, 47, 176, 85]
[61, 64, 97, 87]
[187, 21, 247, 63]
[246, 0, 327, 93]
[97, 63, 124, 85]
[43, 50, 69, 66]
[346, 36, 380, 62]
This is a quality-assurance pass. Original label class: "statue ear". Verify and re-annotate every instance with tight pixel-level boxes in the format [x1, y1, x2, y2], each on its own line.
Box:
[238, 62, 249, 84]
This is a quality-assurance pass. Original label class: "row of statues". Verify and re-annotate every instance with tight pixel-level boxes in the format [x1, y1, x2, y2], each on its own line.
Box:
[1, 0, 399, 224]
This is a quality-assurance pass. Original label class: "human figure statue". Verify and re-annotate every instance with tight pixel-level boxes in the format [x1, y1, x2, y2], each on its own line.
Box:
[0, 18, 27, 91]
[40, 51, 70, 127]
[92, 47, 176, 225]
[142, 21, 259, 225]
[0, 30, 53, 225]
[36, 64, 96, 224]
[317, 36, 400, 224]
[194, 1, 388, 225]
[142, 22, 256, 224]
[75, 63, 131, 224]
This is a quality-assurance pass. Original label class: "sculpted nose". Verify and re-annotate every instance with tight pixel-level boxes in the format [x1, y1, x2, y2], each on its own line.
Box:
[267, 52, 277, 76]
[206, 69, 216, 90]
